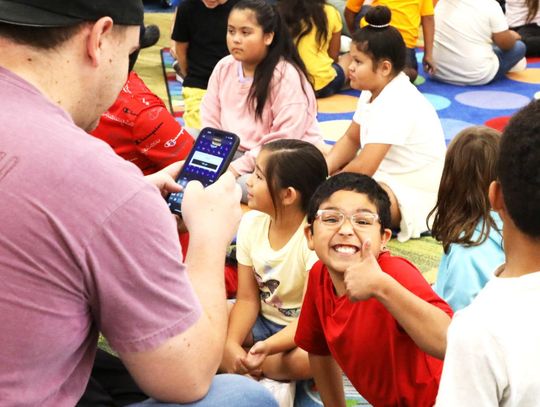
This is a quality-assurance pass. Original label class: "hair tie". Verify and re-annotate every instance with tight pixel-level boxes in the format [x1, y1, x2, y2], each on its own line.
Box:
[369, 23, 390, 28]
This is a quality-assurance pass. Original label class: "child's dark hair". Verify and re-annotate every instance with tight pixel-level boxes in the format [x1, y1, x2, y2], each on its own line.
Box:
[497, 99, 540, 238]
[351, 6, 405, 74]
[261, 139, 328, 217]
[429, 126, 501, 253]
[278, 0, 328, 50]
[307, 172, 391, 233]
[231, 0, 311, 120]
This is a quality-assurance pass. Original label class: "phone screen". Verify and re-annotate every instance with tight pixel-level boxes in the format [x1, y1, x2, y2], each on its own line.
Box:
[167, 128, 239, 214]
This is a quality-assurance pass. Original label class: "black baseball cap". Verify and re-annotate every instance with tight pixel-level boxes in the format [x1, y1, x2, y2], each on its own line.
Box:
[0, 0, 144, 27]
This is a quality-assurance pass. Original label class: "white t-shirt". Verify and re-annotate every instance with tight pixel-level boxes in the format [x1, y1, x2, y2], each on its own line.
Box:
[436, 267, 540, 406]
[352, 72, 446, 241]
[236, 210, 318, 325]
[433, 0, 509, 85]
[506, 0, 540, 28]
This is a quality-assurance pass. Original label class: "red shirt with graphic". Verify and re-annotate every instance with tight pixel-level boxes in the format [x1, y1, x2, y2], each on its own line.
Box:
[91, 72, 193, 175]
[295, 252, 453, 407]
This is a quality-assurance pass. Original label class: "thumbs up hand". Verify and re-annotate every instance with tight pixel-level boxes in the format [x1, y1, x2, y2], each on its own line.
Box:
[344, 239, 386, 302]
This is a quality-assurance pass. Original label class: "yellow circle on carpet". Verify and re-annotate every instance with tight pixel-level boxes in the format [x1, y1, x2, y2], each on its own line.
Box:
[317, 94, 358, 113]
[320, 120, 350, 144]
[507, 68, 540, 84]
[535, 91, 540, 100]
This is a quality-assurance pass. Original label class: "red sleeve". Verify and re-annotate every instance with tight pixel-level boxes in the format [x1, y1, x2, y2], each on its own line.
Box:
[295, 261, 331, 355]
[379, 252, 454, 318]
[133, 106, 194, 171]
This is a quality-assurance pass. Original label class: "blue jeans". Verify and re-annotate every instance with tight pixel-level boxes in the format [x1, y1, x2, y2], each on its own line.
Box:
[127, 374, 278, 407]
[492, 40, 527, 82]
[315, 63, 346, 98]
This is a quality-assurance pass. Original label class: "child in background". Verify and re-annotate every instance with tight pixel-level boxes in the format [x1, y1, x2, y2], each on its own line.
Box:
[344, 0, 436, 81]
[506, 0, 540, 56]
[278, 0, 352, 98]
[432, 0, 526, 86]
[435, 100, 540, 406]
[326, 6, 446, 242]
[221, 140, 328, 401]
[296, 173, 453, 407]
[429, 126, 504, 312]
[201, 0, 324, 199]
[171, 0, 240, 130]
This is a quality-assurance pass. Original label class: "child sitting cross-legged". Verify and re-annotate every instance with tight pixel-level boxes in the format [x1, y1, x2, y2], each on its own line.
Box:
[220, 139, 328, 405]
[296, 172, 453, 407]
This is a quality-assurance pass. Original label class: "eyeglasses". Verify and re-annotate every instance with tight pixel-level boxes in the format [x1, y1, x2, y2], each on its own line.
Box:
[315, 209, 380, 229]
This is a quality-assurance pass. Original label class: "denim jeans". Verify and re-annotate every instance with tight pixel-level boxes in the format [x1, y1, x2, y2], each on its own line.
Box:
[492, 40, 527, 81]
[127, 374, 278, 407]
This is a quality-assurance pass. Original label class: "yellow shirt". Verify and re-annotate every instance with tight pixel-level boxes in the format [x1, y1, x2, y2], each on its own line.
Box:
[296, 4, 343, 91]
[346, 0, 433, 48]
[236, 210, 318, 325]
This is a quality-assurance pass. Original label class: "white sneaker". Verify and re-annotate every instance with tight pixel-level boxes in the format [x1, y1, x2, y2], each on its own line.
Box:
[258, 378, 296, 407]
[509, 57, 527, 73]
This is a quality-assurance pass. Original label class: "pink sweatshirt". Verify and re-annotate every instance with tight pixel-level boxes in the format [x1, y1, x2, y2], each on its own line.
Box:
[201, 55, 323, 175]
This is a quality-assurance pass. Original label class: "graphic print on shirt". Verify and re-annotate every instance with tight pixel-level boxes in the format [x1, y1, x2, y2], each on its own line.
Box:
[255, 264, 300, 318]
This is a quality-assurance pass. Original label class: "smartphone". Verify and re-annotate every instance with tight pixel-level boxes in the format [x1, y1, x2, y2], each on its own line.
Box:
[167, 127, 240, 215]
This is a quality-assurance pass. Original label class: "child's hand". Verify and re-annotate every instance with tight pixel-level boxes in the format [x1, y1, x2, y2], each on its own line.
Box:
[241, 340, 270, 373]
[344, 240, 387, 302]
[221, 341, 248, 374]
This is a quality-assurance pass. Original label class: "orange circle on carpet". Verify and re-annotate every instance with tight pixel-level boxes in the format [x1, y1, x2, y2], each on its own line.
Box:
[507, 68, 540, 84]
[317, 94, 358, 113]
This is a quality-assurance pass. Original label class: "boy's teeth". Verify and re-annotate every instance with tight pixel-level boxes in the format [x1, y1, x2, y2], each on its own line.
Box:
[334, 245, 358, 254]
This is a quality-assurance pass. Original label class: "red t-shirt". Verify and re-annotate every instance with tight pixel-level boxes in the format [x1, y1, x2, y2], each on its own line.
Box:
[295, 252, 453, 407]
[91, 71, 193, 175]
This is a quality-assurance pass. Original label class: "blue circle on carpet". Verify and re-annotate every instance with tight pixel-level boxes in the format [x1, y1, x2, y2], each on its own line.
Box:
[455, 91, 529, 110]
[441, 118, 475, 144]
[424, 93, 451, 111]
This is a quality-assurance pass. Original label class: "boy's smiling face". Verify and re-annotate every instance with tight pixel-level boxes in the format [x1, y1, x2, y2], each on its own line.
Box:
[306, 190, 392, 277]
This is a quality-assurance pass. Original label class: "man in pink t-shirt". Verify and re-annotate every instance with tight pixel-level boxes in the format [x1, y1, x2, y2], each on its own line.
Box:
[0, 1, 277, 406]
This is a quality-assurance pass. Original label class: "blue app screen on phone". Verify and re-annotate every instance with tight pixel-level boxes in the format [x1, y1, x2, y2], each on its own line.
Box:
[167, 128, 238, 214]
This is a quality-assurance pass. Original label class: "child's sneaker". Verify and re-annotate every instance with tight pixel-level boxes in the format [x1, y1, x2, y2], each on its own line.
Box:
[258, 378, 295, 407]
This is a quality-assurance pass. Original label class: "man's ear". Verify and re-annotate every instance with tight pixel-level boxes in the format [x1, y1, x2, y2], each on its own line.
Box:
[489, 180, 504, 212]
[86, 17, 114, 67]
[304, 225, 315, 250]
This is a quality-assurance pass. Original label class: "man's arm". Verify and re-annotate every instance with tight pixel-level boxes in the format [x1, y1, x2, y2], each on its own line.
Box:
[310, 354, 346, 407]
[120, 173, 243, 403]
[492, 29, 521, 51]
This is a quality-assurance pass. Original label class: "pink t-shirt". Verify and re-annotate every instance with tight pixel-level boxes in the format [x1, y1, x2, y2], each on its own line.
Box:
[0, 67, 201, 406]
[201, 55, 323, 175]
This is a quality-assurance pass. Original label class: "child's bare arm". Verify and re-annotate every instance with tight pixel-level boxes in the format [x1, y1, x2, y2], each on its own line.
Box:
[421, 15, 436, 75]
[174, 41, 189, 77]
[326, 121, 361, 175]
[221, 263, 260, 373]
[310, 354, 346, 407]
[344, 241, 451, 359]
[341, 143, 391, 176]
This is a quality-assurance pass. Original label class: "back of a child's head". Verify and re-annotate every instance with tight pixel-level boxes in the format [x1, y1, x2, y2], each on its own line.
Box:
[430, 126, 501, 252]
[278, 0, 328, 47]
[261, 139, 328, 214]
[351, 6, 405, 74]
[232, 0, 309, 120]
[497, 99, 540, 238]
[307, 172, 392, 233]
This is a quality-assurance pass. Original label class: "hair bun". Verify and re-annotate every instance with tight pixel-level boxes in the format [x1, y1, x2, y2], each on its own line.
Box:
[365, 5, 392, 28]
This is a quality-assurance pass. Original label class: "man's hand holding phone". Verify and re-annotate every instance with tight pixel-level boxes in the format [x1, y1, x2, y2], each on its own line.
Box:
[181, 172, 242, 247]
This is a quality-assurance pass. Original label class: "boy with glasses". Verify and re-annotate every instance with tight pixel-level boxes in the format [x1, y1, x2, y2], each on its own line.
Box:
[295, 172, 453, 407]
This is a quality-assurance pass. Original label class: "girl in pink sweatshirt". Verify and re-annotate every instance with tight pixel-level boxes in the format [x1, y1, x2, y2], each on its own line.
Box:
[201, 0, 325, 199]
